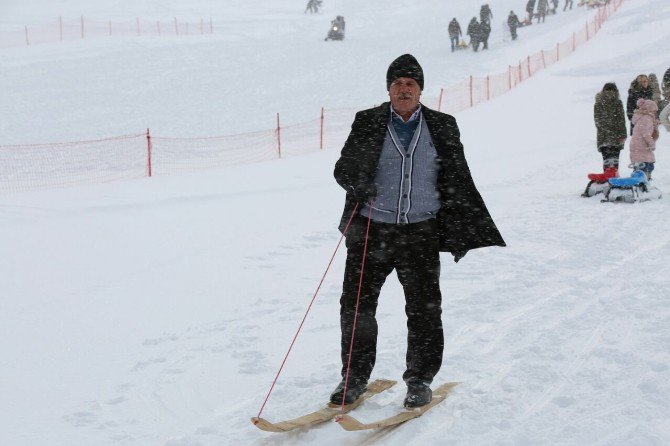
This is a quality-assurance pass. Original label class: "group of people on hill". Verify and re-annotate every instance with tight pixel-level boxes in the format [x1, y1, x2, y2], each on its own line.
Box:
[593, 68, 670, 180]
[448, 4, 493, 52]
[522, 0, 607, 25]
[448, 0, 582, 53]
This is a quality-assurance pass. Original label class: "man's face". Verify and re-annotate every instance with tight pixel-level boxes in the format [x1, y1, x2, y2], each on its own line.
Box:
[389, 77, 422, 117]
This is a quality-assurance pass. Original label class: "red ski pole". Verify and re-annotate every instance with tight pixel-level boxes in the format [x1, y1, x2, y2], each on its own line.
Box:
[254, 203, 361, 421]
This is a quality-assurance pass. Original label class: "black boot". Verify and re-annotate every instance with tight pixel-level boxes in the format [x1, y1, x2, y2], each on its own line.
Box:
[329, 379, 367, 405]
[404, 381, 432, 408]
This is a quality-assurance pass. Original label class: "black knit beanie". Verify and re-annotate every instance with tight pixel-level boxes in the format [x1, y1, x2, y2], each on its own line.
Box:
[386, 54, 424, 91]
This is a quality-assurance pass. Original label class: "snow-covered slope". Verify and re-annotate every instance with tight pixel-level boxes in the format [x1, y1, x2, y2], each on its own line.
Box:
[1, 0, 670, 445]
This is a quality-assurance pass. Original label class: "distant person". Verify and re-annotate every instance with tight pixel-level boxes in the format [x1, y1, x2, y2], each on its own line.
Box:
[629, 99, 659, 179]
[325, 15, 345, 40]
[659, 100, 670, 133]
[663, 67, 670, 97]
[648, 73, 662, 112]
[536, 0, 548, 23]
[448, 18, 462, 52]
[335, 15, 345, 31]
[626, 74, 653, 135]
[480, 4, 493, 25]
[550, 0, 559, 13]
[508, 11, 520, 40]
[304, 0, 322, 14]
[526, 0, 536, 23]
[564, 0, 574, 11]
[659, 70, 670, 127]
[593, 83, 627, 172]
[480, 20, 491, 50]
[467, 17, 482, 52]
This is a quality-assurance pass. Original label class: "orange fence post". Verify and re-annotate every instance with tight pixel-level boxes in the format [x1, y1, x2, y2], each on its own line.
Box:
[210, 17, 213, 33]
[437, 88, 444, 112]
[486, 75, 490, 101]
[81, 16, 84, 39]
[137, 17, 141, 36]
[146, 128, 153, 177]
[508, 66, 512, 90]
[320, 107, 324, 150]
[174, 17, 179, 35]
[59, 16, 63, 41]
[276, 113, 282, 159]
[24, 26, 29, 45]
[109, 20, 112, 36]
[469, 76, 473, 107]
[556, 42, 560, 61]
[527, 56, 531, 78]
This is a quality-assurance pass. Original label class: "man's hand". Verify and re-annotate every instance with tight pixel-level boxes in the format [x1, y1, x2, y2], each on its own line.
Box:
[352, 183, 377, 204]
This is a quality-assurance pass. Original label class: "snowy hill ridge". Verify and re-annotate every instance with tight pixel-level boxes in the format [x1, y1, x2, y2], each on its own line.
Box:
[1, 1, 621, 194]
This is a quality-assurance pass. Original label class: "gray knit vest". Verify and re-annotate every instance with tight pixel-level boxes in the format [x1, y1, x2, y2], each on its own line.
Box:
[360, 115, 441, 224]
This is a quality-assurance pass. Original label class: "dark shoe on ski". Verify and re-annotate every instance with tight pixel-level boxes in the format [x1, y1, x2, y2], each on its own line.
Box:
[329, 379, 367, 405]
[403, 381, 432, 408]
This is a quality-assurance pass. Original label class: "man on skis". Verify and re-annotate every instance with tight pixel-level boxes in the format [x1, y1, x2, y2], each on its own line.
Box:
[331, 54, 505, 408]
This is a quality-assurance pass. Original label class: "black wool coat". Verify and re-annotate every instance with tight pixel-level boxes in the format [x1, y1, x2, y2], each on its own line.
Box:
[594, 91, 627, 150]
[334, 102, 506, 262]
[626, 85, 653, 121]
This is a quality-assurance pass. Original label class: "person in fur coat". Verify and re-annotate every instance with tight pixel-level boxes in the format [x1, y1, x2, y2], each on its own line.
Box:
[626, 74, 653, 135]
[629, 98, 659, 179]
[594, 83, 627, 171]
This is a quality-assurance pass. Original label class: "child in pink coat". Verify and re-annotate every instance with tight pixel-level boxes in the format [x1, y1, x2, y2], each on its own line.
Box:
[629, 98, 659, 178]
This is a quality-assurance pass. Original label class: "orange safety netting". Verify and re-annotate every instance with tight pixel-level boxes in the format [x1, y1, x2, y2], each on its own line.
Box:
[0, 16, 213, 48]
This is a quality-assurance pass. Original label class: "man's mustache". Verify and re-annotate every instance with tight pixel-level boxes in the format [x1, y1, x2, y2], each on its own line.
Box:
[397, 93, 413, 100]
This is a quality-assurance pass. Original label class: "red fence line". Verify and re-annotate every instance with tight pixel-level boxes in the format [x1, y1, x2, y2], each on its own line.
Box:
[0, 0, 623, 194]
[1, 15, 214, 48]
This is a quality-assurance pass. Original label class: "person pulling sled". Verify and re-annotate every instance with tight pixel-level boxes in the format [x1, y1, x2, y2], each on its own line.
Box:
[582, 82, 627, 197]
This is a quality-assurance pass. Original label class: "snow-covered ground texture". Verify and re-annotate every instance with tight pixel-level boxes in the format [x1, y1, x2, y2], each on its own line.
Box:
[2, 0, 670, 445]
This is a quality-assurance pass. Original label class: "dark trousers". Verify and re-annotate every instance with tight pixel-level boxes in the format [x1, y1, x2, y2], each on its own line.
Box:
[339, 218, 444, 385]
[600, 146, 621, 169]
[450, 35, 459, 52]
[564, 0, 573, 10]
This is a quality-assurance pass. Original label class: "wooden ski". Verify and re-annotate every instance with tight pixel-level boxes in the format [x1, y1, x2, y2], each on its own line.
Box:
[336, 382, 460, 431]
[251, 379, 396, 432]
